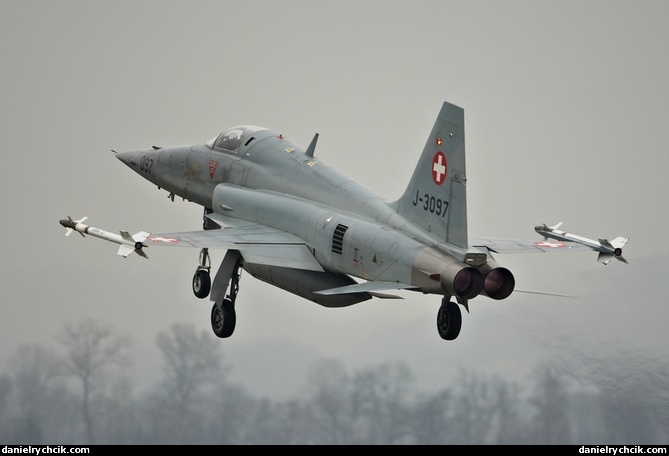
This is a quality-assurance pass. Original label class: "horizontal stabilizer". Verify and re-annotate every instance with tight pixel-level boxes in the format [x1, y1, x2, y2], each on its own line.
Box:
[315, 281, 416, 296]
[369, 292, 405, 300]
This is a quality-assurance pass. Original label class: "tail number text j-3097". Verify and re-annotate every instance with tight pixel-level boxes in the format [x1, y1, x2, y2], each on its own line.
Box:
[140, 156, 154, 174]
[412, 190, 449, 217]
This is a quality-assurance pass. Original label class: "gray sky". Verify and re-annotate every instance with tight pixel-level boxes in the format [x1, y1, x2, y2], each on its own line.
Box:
[1, 0, 668, 398]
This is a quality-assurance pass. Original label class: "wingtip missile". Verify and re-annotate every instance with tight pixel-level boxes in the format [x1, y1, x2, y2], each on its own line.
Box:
[60, 216, 149, 258]
[534, 223, 629, 264]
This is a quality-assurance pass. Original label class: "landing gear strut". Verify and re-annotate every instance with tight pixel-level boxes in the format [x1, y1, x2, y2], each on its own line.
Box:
[437, 298, 462, 340]
[189, 210, 244, 339]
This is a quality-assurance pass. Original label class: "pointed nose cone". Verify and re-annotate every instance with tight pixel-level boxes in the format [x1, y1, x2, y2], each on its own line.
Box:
[114, 150, 137, 168]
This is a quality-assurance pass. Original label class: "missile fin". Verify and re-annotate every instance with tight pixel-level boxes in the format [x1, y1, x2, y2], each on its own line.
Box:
[117, 245, 135, 258]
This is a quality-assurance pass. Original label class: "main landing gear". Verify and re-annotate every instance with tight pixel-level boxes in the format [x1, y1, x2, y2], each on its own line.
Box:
[191, 247, 243, 339]
[211, 298, 236, 339]
[436, 297, 462, 340]
[210, 256, 241, 339]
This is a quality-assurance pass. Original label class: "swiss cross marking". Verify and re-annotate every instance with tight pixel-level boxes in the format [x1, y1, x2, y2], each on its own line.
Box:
[148, 236, 179, 244]
[431, 152, 447, 185]
[534, 241, 566, 248]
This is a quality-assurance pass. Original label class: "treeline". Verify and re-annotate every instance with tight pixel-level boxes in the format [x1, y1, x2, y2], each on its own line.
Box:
[0, 319, 666, 445]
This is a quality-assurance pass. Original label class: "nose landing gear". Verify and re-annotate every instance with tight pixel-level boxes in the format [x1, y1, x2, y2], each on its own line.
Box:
[192, 248, 212, 299]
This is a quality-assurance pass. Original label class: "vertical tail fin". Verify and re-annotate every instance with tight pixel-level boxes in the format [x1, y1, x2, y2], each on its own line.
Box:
[394, 102, 468, 248]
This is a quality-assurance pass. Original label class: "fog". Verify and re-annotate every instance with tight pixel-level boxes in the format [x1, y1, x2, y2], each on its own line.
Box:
[1, 1, 668, 444]
[1, 315, 666, 444]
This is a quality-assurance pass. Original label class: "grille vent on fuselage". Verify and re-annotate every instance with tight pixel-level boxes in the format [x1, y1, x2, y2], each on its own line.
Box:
[332, 224, 348, 254]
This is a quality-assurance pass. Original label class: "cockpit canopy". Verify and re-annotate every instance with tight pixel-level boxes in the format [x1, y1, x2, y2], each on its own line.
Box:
[207, 125, 268, 155]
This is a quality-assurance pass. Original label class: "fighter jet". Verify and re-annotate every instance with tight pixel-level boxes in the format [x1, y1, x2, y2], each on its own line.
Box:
[534, 222, 629, 265]
[60, 101, 626, 341]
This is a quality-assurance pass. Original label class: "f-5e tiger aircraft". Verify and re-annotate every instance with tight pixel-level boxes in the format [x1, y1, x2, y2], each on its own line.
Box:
[60, 101, 627, 341]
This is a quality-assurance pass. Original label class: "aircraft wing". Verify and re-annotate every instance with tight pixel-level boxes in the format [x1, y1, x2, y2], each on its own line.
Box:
[145, 222, 324, 272]
[471, 237, 595, 254]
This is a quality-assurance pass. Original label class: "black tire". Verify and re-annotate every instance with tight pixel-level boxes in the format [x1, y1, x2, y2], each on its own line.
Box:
[437, 300, 462, 340]
[192, 269, 211, 299]
[211, 298, 236, 338]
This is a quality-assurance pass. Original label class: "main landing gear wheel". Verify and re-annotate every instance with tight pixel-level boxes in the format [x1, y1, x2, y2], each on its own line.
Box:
[211, 298, 236, 338]
[210, 253, 242, 339]
[437, 299, 462, 341]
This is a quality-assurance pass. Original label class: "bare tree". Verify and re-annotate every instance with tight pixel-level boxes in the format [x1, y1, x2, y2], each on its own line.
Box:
[0, 375, 12, 442]
[240, 397, 313, 445]
[206, 383, 259, 444]
[7, 344, 63, 443]
[306, 359, 358, 444]
[350, 361, 415, 444]
[59, 319, 132, 444]
[528, 365, 572, 444]
[490, 377, 525, 444]
[449, 370, 503, 444]
[306, 360, 416, 444]
[409, 389, 453, 444]
[152, 323, 225, 444]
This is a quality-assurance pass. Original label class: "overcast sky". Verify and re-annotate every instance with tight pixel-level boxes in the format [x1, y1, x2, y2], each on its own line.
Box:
[1, 1, 668, 399]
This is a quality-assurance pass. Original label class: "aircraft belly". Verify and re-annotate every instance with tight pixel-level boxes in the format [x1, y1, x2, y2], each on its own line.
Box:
[242, 263, 372, 307]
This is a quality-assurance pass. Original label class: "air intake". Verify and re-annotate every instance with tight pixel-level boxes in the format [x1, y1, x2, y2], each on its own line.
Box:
[332, 224, 348, 254]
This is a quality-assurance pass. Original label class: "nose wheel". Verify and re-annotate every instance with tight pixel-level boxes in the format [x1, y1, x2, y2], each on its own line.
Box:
[192, 248, 211, 299]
